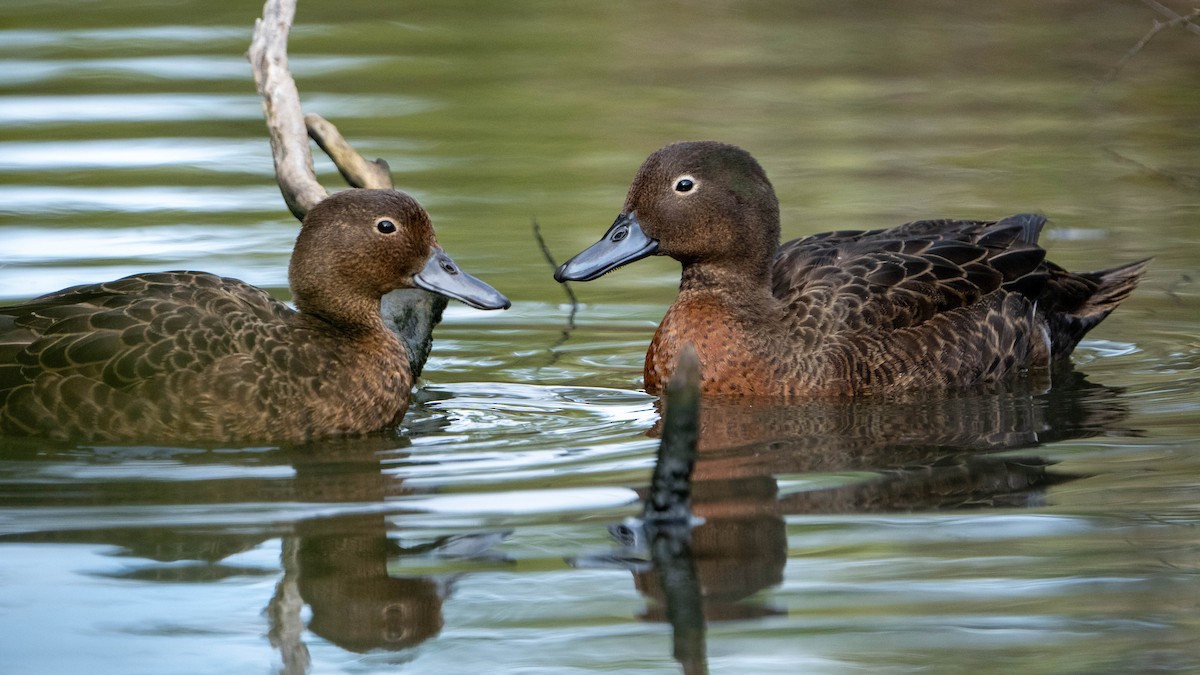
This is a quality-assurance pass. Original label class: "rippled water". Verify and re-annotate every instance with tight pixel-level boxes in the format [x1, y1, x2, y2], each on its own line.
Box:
[2, 1, 1199, 673]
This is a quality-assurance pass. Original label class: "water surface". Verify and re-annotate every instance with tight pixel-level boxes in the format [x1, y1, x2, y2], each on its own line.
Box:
[2, 1, 1199, 673]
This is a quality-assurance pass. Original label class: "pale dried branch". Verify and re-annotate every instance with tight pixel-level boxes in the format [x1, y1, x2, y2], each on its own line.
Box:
[249, 0, 397, 218]
[249, 0, 326, 221]
[248, 0, 442, 378]
[306, 114, 394, 189]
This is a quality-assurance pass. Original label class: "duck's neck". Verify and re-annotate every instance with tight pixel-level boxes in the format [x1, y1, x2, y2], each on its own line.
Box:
[295, 291, 394, 341]
[678, 261, 775, 311]
[646, 262, 779, 396]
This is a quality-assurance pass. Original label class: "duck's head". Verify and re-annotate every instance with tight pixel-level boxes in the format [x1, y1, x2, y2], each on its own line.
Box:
[290, 189, 510, 320]
[555, 141, 780, 283]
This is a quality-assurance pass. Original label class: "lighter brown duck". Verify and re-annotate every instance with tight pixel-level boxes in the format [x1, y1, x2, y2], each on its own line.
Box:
[0, 188, 509, 443]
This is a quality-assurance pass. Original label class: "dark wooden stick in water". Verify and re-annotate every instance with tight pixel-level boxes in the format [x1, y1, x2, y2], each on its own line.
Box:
[643, 344, 701, 524]
[643, 344, 707, 673]
[649, 527, 708, 675]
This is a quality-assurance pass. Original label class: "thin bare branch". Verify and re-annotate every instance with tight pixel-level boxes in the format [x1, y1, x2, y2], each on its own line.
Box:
[1103, 146, 1200, 190]
[1104, 4, 1200, 83]
[1105, 19, 1172, 82]
[532, 219, 579, 324]
[305, 114, 394, 190]
[249, 0, 326, 221]
[1141, 0, 1200, 35]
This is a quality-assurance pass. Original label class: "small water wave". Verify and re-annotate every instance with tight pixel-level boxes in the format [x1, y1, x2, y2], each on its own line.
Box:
[0, 26, 250, 51]
[0, 93, 434, 125]
[0, 138, 272, 172]
[0, 55, 397, 86]
[0, 185, 283, 214]
[402, 381, 658, 487]
[0, 223, 295, 300]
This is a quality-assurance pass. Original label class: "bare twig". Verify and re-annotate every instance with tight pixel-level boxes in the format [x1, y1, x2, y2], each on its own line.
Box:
[249, 0, 398, 217]
[249, 0, 444, 377]
[1104, 3, 1200, 83]
[266, 537, 311, 675]
[1141, 0, 1200, 35]
[532, 218, 579, 328]
[1103, 146, 1200, 190]
[306, 113, 394, 190]
[642, 345, 705, 674]
[248, 0, 326, 220]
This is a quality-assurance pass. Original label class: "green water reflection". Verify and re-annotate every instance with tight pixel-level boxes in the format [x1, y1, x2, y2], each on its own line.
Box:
[1, 0, 1198, 673]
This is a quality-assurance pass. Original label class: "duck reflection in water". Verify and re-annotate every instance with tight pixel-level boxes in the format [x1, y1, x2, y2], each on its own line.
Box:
[0, 431, 512, 667]
[281, 513, 507, 656]
[579, 352, 1137, 675]
[264, 437, 512, 664]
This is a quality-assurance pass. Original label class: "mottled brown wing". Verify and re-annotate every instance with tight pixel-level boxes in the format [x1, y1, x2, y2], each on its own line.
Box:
[151, 319, 342, 441]
[770, 215, 1050, 333]
[0, 271, 295, 438]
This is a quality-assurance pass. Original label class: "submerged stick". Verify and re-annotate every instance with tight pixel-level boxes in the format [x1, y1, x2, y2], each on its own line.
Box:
[1103, 147, 1200, 191]
[1141, 0, 1200, 35]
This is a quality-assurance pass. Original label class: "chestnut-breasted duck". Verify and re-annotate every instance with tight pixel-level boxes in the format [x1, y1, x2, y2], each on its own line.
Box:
[0, 188, 509, 442]
[555, 141, 1149, 398]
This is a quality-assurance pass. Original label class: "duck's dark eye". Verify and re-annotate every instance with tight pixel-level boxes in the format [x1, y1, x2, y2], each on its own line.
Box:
[376, 219, 397, 234]
[674, 178, 695, 193]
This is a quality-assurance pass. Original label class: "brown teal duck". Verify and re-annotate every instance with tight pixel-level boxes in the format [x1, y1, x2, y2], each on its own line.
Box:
[0, 188, 509, 443]
[555, 141, 1149, 398]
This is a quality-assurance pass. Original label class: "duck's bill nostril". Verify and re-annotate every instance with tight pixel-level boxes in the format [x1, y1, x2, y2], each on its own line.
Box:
[554, 213, 659, 283]
[414, 248, 510, 310]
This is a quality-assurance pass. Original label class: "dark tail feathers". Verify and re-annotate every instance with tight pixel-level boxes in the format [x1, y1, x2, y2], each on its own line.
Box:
[1047, 257, 1151, 360]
